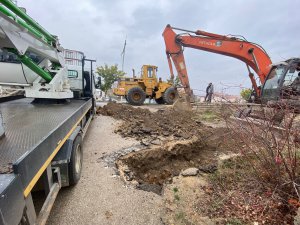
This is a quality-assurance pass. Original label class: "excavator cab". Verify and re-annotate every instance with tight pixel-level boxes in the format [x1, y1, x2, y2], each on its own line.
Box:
[261, 58, 300, 108]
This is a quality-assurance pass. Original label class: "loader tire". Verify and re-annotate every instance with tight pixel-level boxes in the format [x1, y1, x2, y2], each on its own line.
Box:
[127, 87, 146, 106]
[155, 97, 165, 104]
[163, 87, 177, 105]
[125, 95, 128, 102]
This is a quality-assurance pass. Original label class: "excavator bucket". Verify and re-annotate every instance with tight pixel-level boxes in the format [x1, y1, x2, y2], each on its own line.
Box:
[172, 95, 192, 111]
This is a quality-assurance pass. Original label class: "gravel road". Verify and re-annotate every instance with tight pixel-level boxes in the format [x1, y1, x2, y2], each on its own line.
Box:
[47, 115, 162, 225]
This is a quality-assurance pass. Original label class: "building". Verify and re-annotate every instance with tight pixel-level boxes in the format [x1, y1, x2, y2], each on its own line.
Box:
[63, 49, 84, 67]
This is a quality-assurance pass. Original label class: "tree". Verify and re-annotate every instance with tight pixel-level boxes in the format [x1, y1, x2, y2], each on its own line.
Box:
[240, 88, 252, 101]
[174, 75, 181, 87]
[96, 64, 125, 96]
[167, 75, 181, 86]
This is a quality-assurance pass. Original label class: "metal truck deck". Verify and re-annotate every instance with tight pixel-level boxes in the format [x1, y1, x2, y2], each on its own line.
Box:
[0, 98, 92, 191]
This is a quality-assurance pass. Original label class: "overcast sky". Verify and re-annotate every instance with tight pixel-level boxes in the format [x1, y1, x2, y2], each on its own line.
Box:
[19, 0, 300, 95]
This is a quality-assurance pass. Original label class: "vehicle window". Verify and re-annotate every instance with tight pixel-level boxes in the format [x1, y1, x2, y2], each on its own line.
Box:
[0, 49, 19, 63]
[153, 68, 156, 76]
[283, 67, 299, 86]
[264, 66, 285, 90]
[26, 52, 43, 64]
[0, 49, 7, 62]
[68, 70, 78, 78]
[147, 67, 153, 78]
[0, 49, 43, 64]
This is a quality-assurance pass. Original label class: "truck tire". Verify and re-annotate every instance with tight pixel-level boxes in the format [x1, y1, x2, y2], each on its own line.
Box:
[163, 87, 177, 105]
[127, 87, 146, 105]
[155, 97, 165, 104]
[69, 135, 83, 186]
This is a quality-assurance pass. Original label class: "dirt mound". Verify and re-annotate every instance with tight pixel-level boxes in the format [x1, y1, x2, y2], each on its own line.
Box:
[97, 102, 205, 142]
[96, 102, 152, 120]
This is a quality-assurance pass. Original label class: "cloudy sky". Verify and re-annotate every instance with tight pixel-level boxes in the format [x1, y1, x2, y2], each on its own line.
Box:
[19, 0, 300, 95]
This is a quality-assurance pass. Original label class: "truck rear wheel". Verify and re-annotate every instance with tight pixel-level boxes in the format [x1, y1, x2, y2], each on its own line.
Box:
[163, 87, 177, 105]
[127, 87, 146, 105]
[69, 135, 83, 186]
[155, 97, 165, 104]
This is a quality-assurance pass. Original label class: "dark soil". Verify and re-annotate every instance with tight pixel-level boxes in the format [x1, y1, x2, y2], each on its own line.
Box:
[97, 102, 205, 142]
[116, 139, 218, 188]
[97, 102, 232, 191]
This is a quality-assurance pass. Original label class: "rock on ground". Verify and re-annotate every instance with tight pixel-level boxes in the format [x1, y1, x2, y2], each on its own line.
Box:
[181, 167, 199, 176]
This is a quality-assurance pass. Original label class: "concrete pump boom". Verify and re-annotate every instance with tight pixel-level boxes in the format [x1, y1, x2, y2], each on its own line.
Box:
[0, 0, 72, 99]
[163, 24, 272, 98]
[0, 0, 62, 81]
[0, 0, 56, 45]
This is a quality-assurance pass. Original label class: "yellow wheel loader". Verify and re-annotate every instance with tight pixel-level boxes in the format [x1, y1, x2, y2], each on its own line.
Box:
[113, 65, 177, 106]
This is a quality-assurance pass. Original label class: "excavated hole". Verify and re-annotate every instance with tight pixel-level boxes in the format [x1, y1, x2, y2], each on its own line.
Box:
[116, 138, 218, 195]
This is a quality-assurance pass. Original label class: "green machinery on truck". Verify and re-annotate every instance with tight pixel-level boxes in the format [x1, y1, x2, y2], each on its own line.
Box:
[0, 1, 97, 224]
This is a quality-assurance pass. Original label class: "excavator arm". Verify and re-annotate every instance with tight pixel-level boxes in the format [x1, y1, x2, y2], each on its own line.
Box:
[163, 24, 272, 98]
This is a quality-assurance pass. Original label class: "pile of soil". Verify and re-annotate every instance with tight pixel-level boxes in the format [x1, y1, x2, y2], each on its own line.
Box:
[97, 102, 205, 143]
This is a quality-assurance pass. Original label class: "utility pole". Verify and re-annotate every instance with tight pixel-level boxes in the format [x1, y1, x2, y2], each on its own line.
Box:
[121, 36, 127, 71]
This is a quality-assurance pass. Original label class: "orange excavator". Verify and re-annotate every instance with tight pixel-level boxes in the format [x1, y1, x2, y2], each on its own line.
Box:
[163, 24, 300, 129]
[162, 24, 273, 102]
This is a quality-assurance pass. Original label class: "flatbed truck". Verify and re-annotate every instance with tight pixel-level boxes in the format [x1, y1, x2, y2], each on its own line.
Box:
[0, 1, 98, 224]
[0, 96, 94, 225]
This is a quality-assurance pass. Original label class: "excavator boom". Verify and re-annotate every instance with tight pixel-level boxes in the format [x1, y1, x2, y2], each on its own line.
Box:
[163, 24, 272, 97]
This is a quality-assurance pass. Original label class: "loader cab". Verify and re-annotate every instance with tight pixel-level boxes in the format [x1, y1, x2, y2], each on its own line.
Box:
[261, 58, 300, 103]
[141, 65, 158, 79]
[141, 65, 158, 89]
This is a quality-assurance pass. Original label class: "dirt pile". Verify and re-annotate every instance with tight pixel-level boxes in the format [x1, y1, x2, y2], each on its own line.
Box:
[97, 102, 205, 143]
